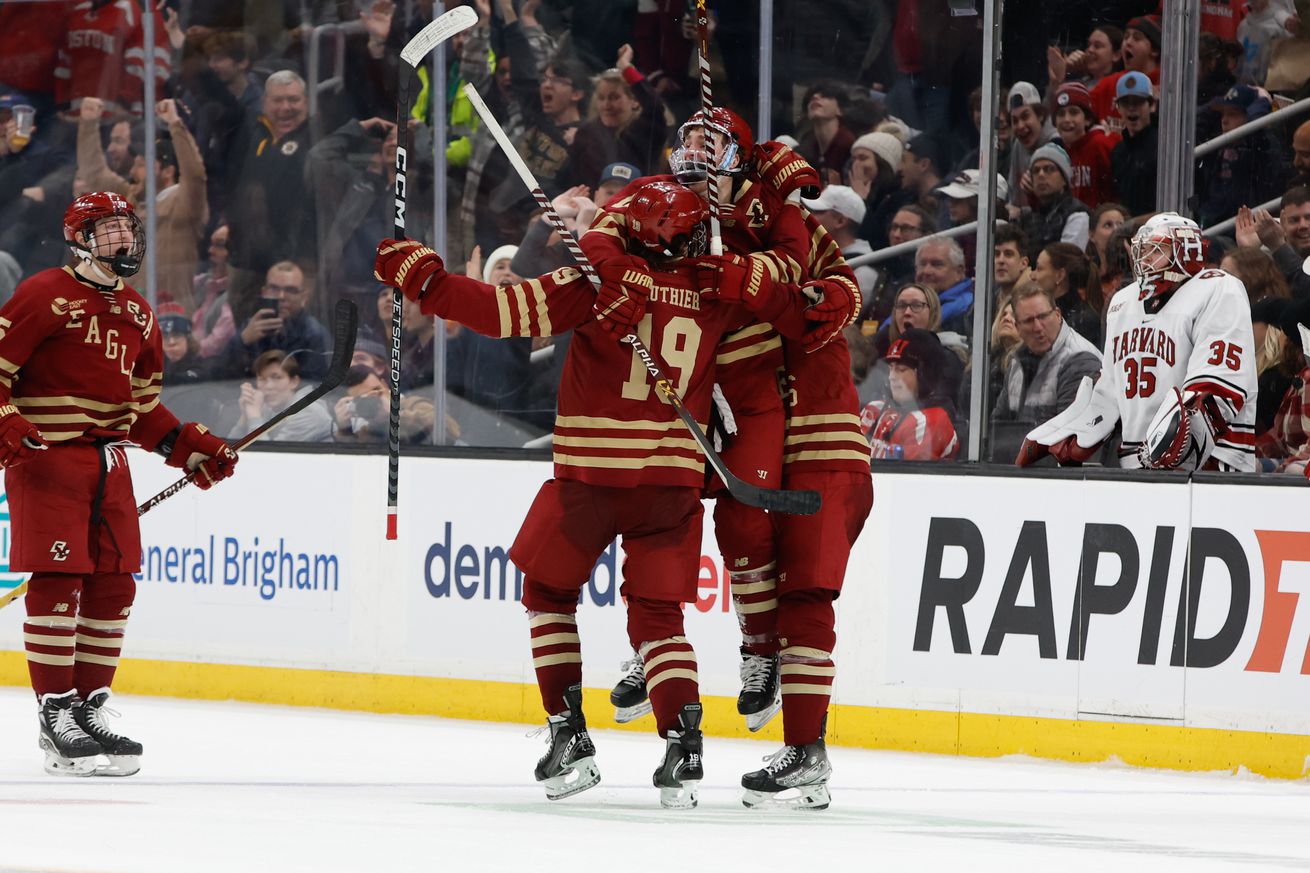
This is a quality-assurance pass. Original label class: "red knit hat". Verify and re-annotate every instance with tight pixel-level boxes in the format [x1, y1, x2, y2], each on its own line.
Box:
[1053, 82, 1096, 122]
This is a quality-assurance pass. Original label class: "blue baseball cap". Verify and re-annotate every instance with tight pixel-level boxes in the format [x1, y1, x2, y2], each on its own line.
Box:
[598, 162, 640, 187]
[1209, 85, 1271, 121]
[1115, 72, 1154, 102]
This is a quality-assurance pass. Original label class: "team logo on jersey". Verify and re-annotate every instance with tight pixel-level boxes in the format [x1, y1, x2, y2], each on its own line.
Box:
[281, 140, 299, 157]
[51, 297, 87, 321]
[746, 200, 769, 228]
[126, 299, 148, 328]
[549, 266, 582, 286]
[49, 541, 70, 562]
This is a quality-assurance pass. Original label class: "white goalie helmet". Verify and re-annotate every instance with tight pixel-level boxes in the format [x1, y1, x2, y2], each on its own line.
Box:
[1130, 211, 1207, 301]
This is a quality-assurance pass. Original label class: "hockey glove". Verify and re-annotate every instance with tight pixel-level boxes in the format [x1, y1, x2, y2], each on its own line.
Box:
[801, 278, 859, 353]
[695, 253, 774, 309]
[164, 422, 238, 489]
[1137, 388, 1224, 471]
[754, 141, 821, 200]
[374, 238, 446, 301]
[593, 257, 655, 337]
[0, 405, 46, 467]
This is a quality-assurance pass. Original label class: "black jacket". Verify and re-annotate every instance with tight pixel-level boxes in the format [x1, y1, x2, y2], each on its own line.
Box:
[1110, 122, 1159, 217]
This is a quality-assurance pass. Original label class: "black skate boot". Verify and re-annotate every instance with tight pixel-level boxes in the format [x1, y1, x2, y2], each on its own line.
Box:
[741, 738, 832, 810]
[534, 684, 600, 800]
[38, 691, 103, 776]
[610, 653, 652, 723]
[653, 702, 704, 809]
[737, 650, 780, 732]
[74, 688, 142, 776]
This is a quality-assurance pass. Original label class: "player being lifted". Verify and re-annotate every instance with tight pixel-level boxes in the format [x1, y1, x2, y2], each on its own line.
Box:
[5, 193, 238, 776]
[374, 181, 819, 808]
[584, 113, 872, 809]
[1018, 212, 1256, 471]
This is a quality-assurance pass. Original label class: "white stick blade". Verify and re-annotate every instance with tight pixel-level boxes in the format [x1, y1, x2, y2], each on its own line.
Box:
[400, 5, 478, 68]
[1299, 324, 1310, 365]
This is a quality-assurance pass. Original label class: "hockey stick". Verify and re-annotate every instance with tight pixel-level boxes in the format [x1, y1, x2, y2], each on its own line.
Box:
[136, 299, 359, 516]
[0, 581, 26, 611]
[695, 0, 724, 256]
[462, 84, 819, 515]
[384, 5, 479, 541]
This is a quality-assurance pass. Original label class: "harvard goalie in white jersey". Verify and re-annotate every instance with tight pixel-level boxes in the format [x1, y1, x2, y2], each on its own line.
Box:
[1017, 212, 1257, 472]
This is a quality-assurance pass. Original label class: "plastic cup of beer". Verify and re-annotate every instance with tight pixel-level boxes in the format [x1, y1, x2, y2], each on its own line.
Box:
[10, 104, 34, 148]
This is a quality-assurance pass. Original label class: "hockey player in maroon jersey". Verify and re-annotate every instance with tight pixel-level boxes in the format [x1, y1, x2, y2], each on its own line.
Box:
[375, 181, 818, 808]
[859, 329, 961, 460]
[587, 108, 822, 733]
[6, 193, 238, 776]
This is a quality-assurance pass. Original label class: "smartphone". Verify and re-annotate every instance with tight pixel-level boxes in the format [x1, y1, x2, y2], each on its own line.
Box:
[258, 297, 280, 315]
[354, 395, 381, 420]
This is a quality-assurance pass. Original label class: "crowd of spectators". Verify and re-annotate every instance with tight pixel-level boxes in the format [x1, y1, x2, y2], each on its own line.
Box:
[0, 0, 1308, 468]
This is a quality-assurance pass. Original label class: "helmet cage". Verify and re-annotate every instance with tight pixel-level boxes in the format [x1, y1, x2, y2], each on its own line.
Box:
[1131, 223, 1205, 301]
[670, 115, 745, 183]
[73, 211, 147, 278]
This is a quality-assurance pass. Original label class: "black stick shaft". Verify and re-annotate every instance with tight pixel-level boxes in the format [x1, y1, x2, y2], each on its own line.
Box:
[386, 75, 410, 541]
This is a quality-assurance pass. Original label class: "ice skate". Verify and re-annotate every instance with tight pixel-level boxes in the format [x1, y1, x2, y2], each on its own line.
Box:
[534, 684, 600, 800]
[741, 739, 832, 810]
[610, 654, 652, 723]
[75, 688, 142, 777]
[737, 651, 780, 732]
[653, 702, 703, 809]
[38, 691, 103, 776]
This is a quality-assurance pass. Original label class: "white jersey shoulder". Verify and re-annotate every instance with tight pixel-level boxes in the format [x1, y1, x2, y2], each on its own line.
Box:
[1100, 269, 1256, 470]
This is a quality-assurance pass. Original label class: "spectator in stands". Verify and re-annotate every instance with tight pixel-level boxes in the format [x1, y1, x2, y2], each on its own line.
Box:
[802, 185, 877, 297]
[351, 338, 389, 380]
[189, 31, 262, 214]
[1196, 86, 1286, 229]
[1292, 119, 1310, 188]
[1015, 143, 1090, 256]
[55, 0, 170, 118]
[901, 133, 950, 228]
[1086, 203, 1127, 271]
[1221, 246, 1292, 305]
[860, 328, 960, 461]
[227, 261, 331, 381]
[332, 365, 389, 444]
[993, 224, 1030, 307]
[936, 169, 1008, 230]
[1109, 72, 1158, 218]
[1031, 242, 1102, 347]
[0, 94, 71, 279]
[232, 350, 333, 443]
[1006, 82, 1057, 208]
[797, 80, 854, 188]
[443, 245, 532, 416]
[399, 294, 436, 391]
[1051, 83, 1117, 210]
[192, 225, 235, 358]
[78, 96, 207, 310]
[1237, 0, 1296, 86]
[512, 182, 602, 279]
[1090, 16, 1161, 122]
[848, 132, 904, 236]
[993, 281, 1101, 424]
[226, 70, 315, 327]
[1047, 25, 1123, 93]
[989, 297, 1022, 411]
[1237, 193, 1310, 300]
[915, 238, 974, 336]
[159, 304, 209, 385]
[103, 118, 135, 178]
[879, 204, 936, 297]
[563, 46, 669, 190]
[519, 53, 590, 199]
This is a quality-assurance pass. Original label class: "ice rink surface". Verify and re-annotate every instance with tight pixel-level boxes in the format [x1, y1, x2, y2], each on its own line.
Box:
[1, 688, 1307, 873]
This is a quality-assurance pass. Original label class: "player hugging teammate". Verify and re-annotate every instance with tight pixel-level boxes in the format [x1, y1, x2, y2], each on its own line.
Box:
[4, 193, 238, 777]
[375, 109, 872, 810]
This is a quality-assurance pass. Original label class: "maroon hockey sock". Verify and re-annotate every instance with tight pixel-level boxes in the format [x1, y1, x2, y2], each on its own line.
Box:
[23, 573, 83, 698]
[522, 579, 582, 716]
[73, 572, 135, 697]
[777, 590, 837, 746]
[714, 498, 778, 655]
[628, 597, 699, 736]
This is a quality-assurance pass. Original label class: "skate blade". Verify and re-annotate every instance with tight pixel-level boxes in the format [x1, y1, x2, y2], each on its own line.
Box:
[741, 783, 831, 810]
[613, 700, 653, 724]
[542, 756, 601, 800]
[93, 755, 141, 777]
[743, 696, 781, 732]
[659, 778, 700, 810]
[39, 737, 99, 777]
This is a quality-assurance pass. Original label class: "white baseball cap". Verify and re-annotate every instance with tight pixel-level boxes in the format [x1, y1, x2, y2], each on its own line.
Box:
[801, 184, 866, 223]
[936, 169, 1009, 202]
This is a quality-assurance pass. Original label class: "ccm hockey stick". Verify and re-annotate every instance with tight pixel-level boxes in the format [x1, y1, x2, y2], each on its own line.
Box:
[462, 84, 819, 515]
[136, 299, 359, 516]
[385, 4, 479, 541]
[694, 0, 724, 256]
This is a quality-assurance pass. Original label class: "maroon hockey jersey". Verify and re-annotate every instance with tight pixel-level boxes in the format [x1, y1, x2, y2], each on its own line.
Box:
[0, 266, 178, 450]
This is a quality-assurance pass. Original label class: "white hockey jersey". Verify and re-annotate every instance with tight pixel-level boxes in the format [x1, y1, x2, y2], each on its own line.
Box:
[1096, 269, 1256, 470]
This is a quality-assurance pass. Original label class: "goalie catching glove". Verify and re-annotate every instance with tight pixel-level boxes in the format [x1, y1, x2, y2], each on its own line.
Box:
[593, 257, 655, 336]
[0, 405, 47, 467]
[374, 238, 446, 301]
[1136, 387, 1225, 471]
[160, 422, 238, 489]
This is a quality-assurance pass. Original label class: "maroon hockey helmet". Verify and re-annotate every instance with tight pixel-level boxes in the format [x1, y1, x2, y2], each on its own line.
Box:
[670, 107, 755, 182]
[64, 191, 145, 278]
[627, 181, 708, 257]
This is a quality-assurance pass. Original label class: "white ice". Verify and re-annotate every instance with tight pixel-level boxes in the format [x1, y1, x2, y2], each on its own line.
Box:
[1, 687, 1307, 873]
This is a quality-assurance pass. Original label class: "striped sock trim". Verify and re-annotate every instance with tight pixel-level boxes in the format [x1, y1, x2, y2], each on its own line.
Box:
[529, 612, 581, 669]
[640, 636, 698, 692]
